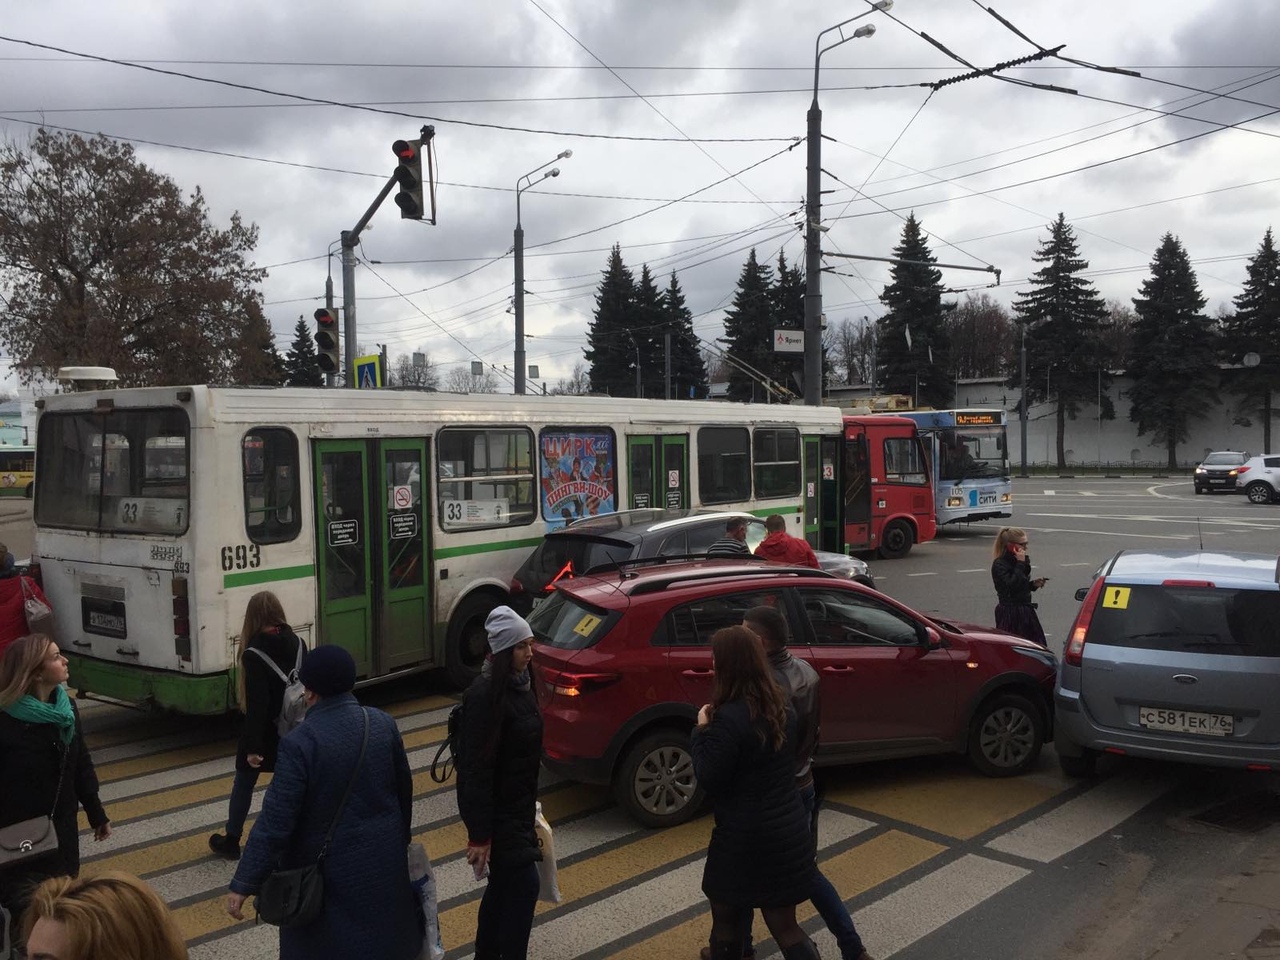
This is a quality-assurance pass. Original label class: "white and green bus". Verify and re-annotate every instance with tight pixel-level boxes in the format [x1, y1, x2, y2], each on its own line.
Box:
[32, 385, 849, 714]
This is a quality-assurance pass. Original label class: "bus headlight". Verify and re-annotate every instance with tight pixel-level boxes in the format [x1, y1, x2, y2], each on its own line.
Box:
[946, 496, 963, 507]
[1000, 493, 1011, 503]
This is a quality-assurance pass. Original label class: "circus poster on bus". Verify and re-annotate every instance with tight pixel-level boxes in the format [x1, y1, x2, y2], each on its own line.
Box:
[539, 429, 616, 527]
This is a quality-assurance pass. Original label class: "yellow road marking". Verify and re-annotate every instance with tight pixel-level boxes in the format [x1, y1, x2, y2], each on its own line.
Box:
[96, 739, 234, 783]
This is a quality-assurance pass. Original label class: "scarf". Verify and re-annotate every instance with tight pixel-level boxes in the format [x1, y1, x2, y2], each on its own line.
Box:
[480, 657, 532, 691]
[4, 684, 76, 744]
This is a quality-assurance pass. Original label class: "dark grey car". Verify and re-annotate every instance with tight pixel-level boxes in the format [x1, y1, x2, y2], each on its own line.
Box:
[1192, 450, 1249, 494]
[1055, 550, 1280, 777]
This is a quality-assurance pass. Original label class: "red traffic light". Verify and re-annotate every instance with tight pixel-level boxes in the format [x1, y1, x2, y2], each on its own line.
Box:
[314, 308, 338, 328]
[392, 139, 416, 162]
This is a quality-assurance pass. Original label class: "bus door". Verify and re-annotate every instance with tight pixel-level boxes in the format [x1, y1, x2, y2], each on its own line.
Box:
[627, 435, 688, 510]
[819, 435, 842, 554]
[842, 427, 872, 551]
[314, 438, 431, 677]
[802, 436, 821, 549]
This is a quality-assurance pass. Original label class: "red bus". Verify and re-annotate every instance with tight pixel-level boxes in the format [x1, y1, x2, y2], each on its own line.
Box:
[842, 415, 936, 559]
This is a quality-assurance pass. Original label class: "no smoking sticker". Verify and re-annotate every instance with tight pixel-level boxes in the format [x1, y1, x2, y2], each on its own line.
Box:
[1102, 586, 1131, 609]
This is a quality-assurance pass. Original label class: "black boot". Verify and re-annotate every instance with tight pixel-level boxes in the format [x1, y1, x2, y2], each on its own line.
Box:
[708, 938, 748, 960]
[781, 937, 821, 960]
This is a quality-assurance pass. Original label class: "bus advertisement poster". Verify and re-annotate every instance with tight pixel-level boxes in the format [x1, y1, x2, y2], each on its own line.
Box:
[540, 429, 616, 527]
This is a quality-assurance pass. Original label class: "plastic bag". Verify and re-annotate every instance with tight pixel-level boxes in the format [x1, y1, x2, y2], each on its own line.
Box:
[20, 577, 54, 638]
[534, 801, 561, 904]
[408, 842, 444, 960]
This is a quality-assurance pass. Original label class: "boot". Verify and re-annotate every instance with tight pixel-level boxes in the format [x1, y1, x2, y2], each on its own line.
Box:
[208, 832, 241, 860]
[706, 938, 751, 960]
[700, 945, 756, 960]
[781, 937, 821, 960]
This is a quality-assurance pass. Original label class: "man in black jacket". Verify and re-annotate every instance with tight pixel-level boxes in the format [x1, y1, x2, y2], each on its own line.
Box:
[699, 606, 873, 960]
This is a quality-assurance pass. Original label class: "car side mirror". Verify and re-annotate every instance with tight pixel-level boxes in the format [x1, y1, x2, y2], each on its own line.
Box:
[1074, 587, 1090, 602]
[923, 625, 943, 649]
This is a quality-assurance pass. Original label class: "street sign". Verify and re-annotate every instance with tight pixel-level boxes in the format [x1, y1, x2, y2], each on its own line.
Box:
[773, 330, 803, 353]
[354, 354, 382, 389]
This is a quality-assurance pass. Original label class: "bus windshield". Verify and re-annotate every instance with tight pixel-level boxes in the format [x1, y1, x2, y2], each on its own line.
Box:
[36, 408, 191, 534]
[936, 424, 1008, 482]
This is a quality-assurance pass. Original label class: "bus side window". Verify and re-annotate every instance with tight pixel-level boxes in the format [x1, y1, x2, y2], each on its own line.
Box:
[243, 428, 301, 544]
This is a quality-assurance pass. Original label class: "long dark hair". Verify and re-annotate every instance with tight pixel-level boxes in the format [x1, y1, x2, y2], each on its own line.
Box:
[481, 648, 517, 758]
[709, 626, 788, 751]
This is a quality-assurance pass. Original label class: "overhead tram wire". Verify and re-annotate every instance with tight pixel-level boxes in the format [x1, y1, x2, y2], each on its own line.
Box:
[0, 35, 792, 143]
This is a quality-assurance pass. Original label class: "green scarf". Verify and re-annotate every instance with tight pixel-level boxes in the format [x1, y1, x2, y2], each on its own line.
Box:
[4, 685, 76, 745]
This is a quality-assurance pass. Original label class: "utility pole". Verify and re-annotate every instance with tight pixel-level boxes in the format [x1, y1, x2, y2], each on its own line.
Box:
[802, 95, 823, 407]
[324, 273, 336, 388]
[664, 329, 672, 400]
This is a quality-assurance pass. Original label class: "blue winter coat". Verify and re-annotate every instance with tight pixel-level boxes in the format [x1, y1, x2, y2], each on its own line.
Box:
[229, 693, 420, 960]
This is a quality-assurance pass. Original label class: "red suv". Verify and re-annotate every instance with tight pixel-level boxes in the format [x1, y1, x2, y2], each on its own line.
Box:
[529, 558, 1057, 828]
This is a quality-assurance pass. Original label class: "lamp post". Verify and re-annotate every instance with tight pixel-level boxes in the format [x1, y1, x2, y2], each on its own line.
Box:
[1019, 324, 1028, 477]
[804, 2, 889, 406]
[514, 150, 571, 395]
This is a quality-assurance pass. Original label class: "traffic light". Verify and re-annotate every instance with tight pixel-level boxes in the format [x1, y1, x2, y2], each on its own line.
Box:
[392, 138, 424, 220]
[314, 308, 340, 375]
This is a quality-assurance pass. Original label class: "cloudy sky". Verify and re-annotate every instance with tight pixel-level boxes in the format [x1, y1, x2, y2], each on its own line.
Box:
[3, 0, 1278, 396]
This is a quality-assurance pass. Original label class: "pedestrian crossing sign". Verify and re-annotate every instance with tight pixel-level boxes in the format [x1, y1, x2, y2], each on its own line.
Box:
[354, 354, 383, 389]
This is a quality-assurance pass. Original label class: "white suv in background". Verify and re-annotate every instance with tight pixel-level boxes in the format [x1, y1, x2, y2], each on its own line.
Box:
[1236, 454, 1280, 504]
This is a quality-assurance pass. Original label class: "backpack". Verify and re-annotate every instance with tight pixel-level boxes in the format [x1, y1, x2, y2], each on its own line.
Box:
[430, 702, 463, 783]
[247, 639, 308, 737]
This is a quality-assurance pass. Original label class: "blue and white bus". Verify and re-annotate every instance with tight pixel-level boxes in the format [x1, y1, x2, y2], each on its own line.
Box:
[897, 409, 1012, 526]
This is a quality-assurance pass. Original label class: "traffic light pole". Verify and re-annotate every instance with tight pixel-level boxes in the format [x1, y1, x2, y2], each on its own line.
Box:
[339, 174, 398, 388]
[324, 273, 336, 388]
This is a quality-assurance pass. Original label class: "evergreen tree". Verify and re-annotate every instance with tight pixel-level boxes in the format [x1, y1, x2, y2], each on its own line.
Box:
[1127, 233, 1217, 469]
[721, 249, 780, 402]
[632, 264, 665, 399]
[1223, 228, 1280, 451]
[876, 214, 952, 408]
[584, 244, 636, 396]
[770, 251, 806, 397]
[283, 315, 323, 387]
[1012, 214, 1111, 468]
[662, 271, 709, 399]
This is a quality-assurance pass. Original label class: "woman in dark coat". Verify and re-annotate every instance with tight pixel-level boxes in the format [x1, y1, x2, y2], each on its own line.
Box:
[990, 527, 1048, 646]
[209, 591, 304, 860]
[224, 645, 420, 960]
[0, 634, 111, 933]
[456, 605, 544, 960]
[692, 626, 821, 960]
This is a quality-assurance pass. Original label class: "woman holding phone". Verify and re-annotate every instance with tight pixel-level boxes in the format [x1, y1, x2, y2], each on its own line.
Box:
[991, 527, 1048, 646]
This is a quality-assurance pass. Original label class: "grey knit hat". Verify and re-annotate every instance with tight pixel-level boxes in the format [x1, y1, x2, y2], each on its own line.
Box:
[486, 605, 533, 655]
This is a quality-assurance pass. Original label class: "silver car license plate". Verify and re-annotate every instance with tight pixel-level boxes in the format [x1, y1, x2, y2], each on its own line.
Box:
[1139, 706, 1233, 736]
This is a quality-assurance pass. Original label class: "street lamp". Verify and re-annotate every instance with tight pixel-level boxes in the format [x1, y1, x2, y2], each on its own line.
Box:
[514, 149, 572, 395]
[803, 1, 889, 406]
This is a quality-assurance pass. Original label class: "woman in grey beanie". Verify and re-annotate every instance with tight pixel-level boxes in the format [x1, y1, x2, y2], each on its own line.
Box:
[455, 605, 544, 959]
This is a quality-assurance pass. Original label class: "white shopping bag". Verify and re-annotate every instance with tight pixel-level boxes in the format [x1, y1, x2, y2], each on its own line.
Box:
[408, 842, 445, 960]
[534, 801, 562, 904]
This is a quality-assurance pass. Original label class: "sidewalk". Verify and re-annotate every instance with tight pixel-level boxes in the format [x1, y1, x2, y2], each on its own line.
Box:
[1147, 847, 1280, 960]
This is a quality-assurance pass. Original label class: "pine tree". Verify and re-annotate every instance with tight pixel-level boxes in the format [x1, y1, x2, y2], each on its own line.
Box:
[633, 264, 665, 399]
[663, 272, 708, 399]
[721, 249, 780, 402]
[584, 244, 637, 396]
[283, 315, 323, 387]
[1223, 228, 1280, 451]
[1012, 214, 1111, 468]
[876, 214, 952, 408]
[1127, 233, 1217, 469]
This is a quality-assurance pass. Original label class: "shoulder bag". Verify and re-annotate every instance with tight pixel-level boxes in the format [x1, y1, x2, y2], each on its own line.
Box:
[255, 707, 368, 927]
[0, 743, 66, 870]
[20, 576, 55, 638]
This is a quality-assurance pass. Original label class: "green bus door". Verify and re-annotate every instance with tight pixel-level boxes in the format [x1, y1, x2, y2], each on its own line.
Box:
[314, 439, 430, 678]
[627, 435, 688, 510]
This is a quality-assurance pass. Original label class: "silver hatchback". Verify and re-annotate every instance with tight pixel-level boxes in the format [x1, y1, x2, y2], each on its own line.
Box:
[1055, 550, 1280, 777]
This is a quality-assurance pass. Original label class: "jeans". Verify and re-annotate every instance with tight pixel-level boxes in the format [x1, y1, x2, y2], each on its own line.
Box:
[224, 766, 260, 840]
[800, 784, 865, 959]
[474, 859, 540, 959]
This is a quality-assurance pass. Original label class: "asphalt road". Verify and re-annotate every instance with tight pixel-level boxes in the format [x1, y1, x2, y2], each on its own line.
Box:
[870, 477, 1280, 658]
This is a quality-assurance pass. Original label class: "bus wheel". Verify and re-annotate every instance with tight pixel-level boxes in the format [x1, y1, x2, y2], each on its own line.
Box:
[446, 592, 502, 688]
[877, 519, 913, 560]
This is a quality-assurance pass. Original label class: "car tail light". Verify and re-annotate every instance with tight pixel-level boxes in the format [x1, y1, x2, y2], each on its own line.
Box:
[1233, 466, 1250, 476]
[1247, 763, 1273, 772]
[1162, 579, 1214, 588]
[1064, 578, 1105, 666]
[539, 667, 621, 697]
[172, 577, 191, 661]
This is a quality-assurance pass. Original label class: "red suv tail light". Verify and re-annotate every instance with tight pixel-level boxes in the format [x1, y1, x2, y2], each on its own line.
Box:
[540, 667, 621, 697]
[1065, 578, 1105, 666]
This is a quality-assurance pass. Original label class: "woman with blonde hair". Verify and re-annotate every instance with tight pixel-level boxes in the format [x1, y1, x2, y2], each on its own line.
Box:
[20, 871, 187, 960]
[0, 635, 111, 934]
[991, 527, 1048, 646]
[208, 591, 304, 861]
[692, 626, 821, 960]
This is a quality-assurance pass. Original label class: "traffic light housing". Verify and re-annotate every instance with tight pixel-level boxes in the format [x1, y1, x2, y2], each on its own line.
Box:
[314, 308, 340, 374]
[392, 138, 424, 220]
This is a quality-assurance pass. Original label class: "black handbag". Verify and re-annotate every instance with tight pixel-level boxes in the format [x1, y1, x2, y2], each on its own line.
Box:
[255, 708, 368, 928]
[0, 743, 66, 871]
